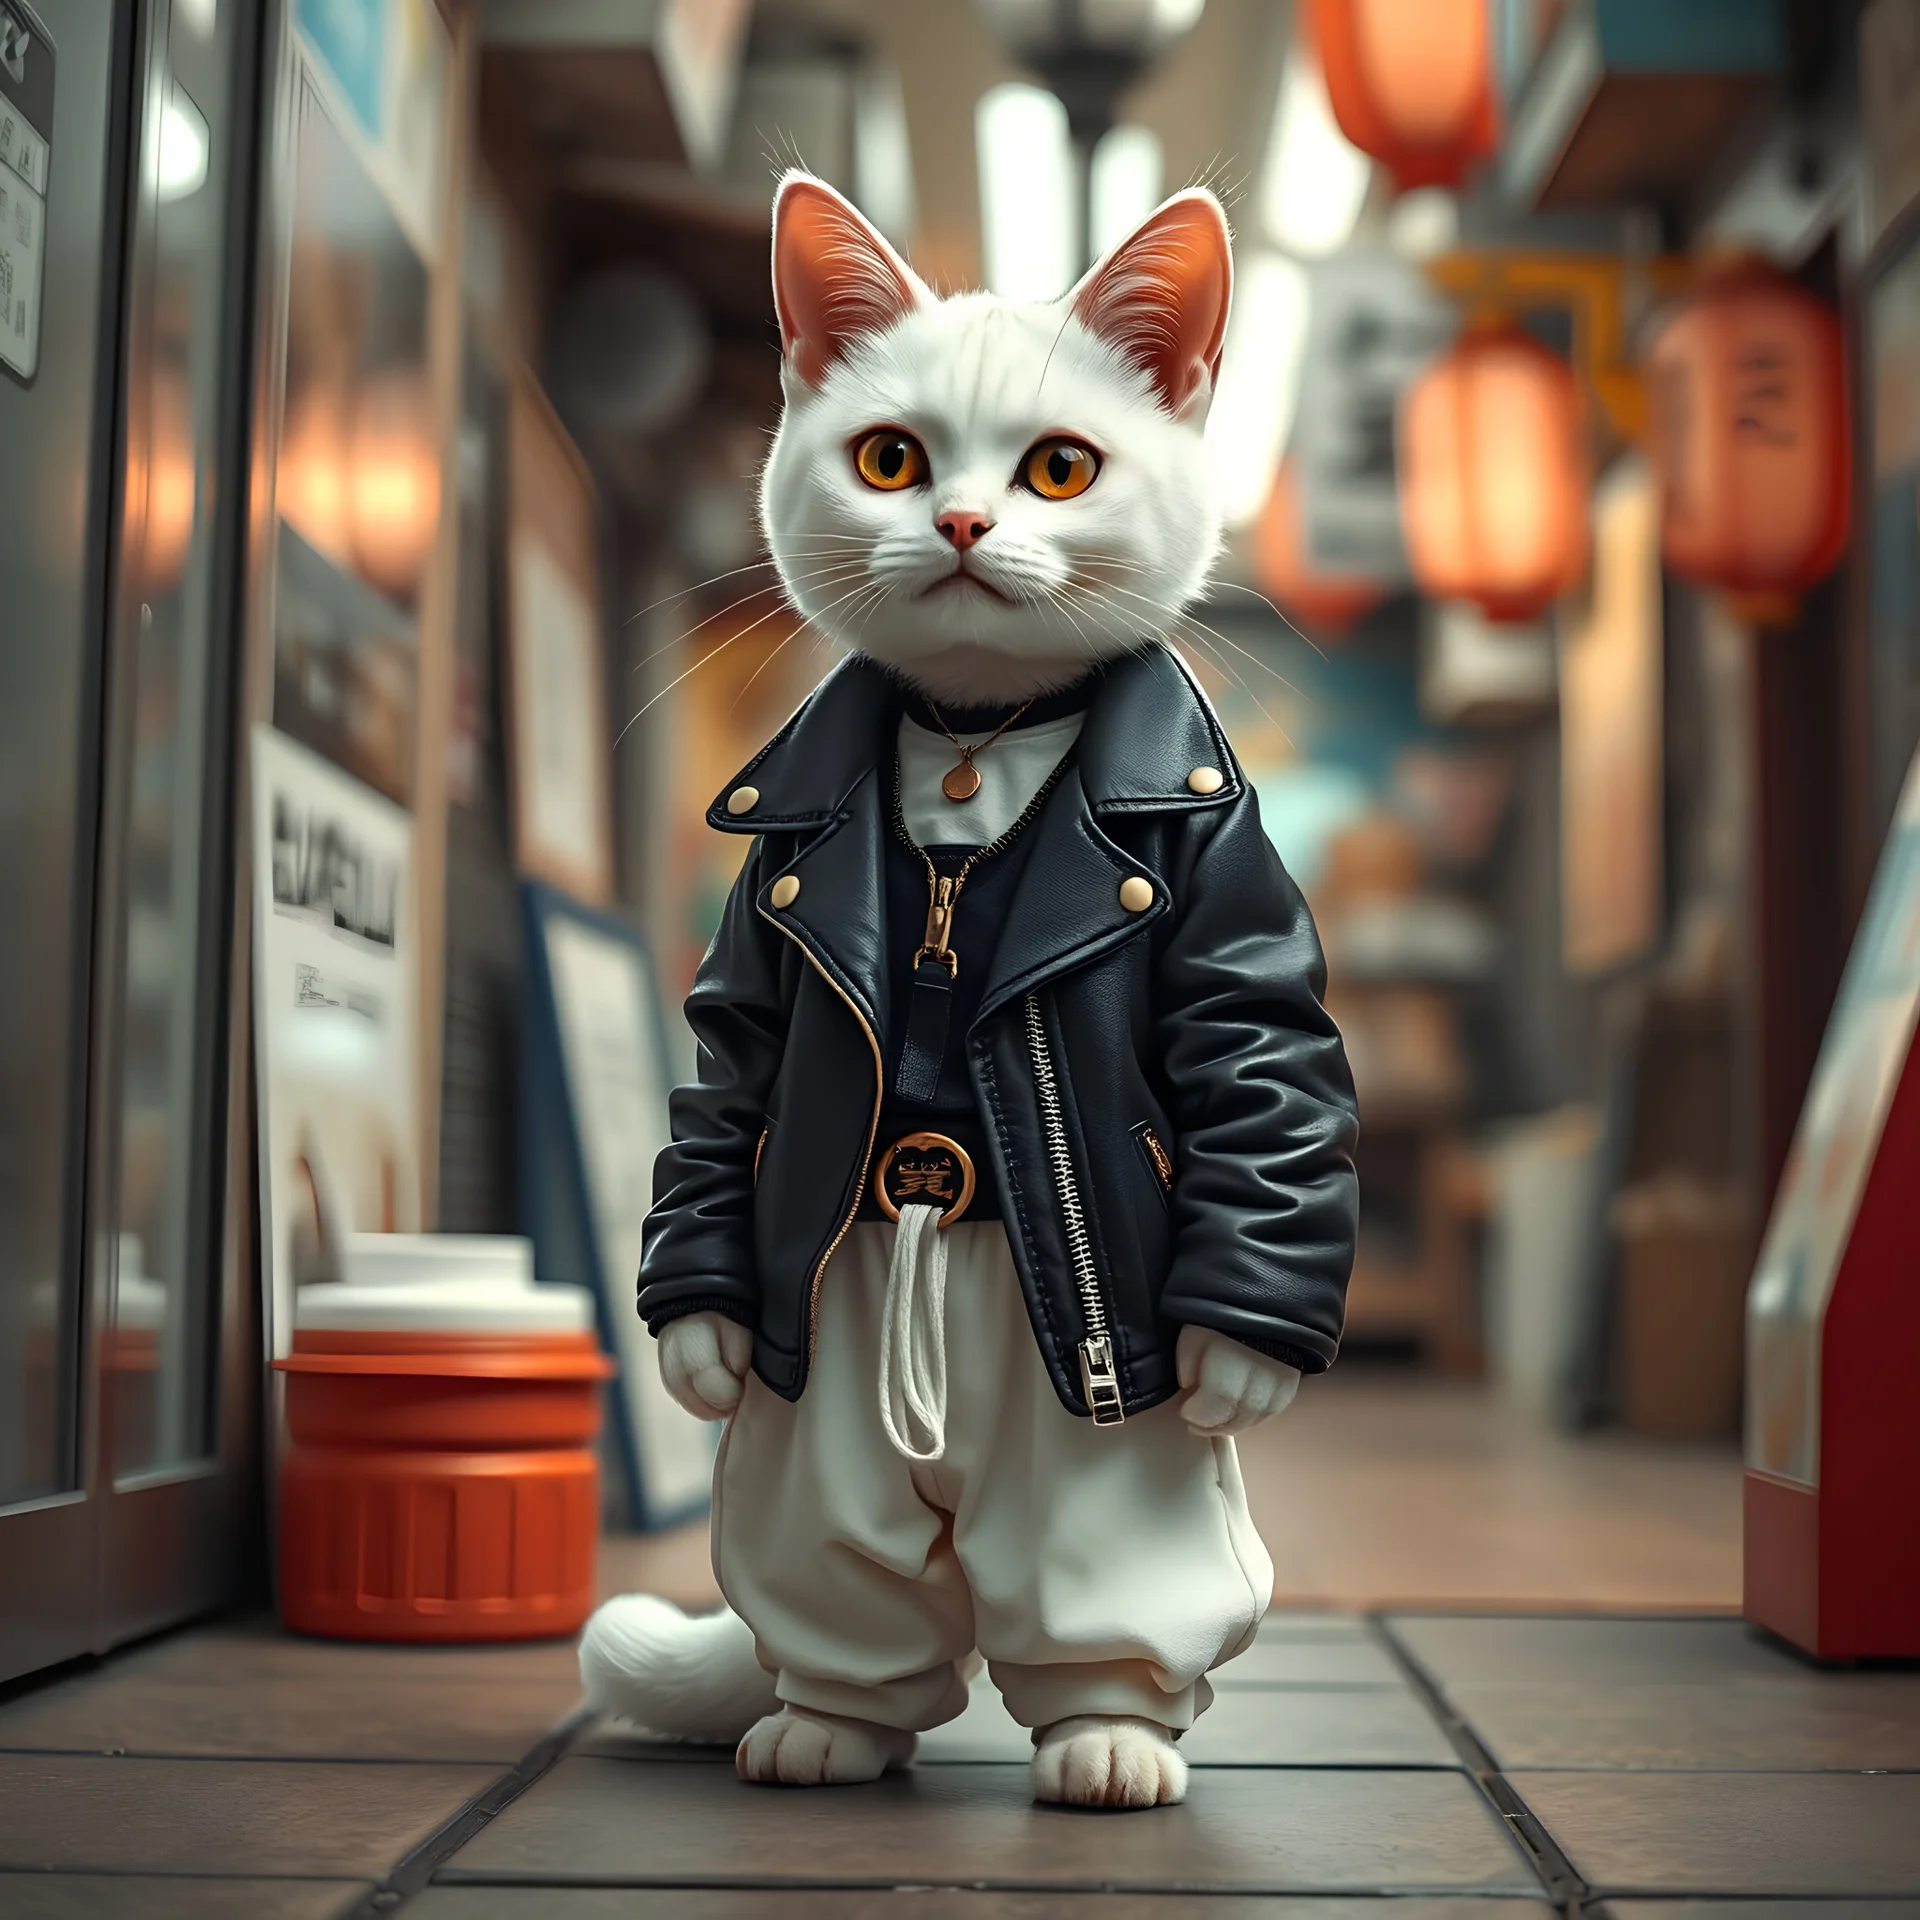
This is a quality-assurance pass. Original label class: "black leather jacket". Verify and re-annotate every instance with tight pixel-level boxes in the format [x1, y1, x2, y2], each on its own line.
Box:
[638, 644, 1359, 1421]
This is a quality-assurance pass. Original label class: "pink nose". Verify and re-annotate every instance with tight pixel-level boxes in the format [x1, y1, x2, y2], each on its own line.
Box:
[936, 511, 993, 551]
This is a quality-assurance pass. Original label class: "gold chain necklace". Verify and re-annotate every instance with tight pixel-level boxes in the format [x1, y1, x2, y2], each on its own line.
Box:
[926, 698, 1035, 802]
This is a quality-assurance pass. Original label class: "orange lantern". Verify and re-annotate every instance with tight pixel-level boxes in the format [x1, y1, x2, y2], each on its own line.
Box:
[1645, 259, 1850, 625]
[347, 370, 442, 603]
[1309, 0, 1499, 190]
[1399, 319, 1590, 623]
[1254, 459, 1383, 640]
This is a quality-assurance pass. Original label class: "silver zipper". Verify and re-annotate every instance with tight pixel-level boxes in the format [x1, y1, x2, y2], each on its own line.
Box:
[1023, 992, 1125, 1426]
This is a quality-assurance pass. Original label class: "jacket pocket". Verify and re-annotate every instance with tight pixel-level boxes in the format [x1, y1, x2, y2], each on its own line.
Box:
[1130, 1120, 1172, 1206]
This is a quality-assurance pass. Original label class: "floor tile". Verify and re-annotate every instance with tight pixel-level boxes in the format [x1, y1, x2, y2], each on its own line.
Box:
[1217, 1637, 1409, 1687]
[0, 1671, 583, 1762]
[119, 1616, 584, 1688]
[1258, 1613, 1375, 1641]
[1449, 1678, 1920, 1771]
[1182, 1686, 1458, 1766]
[1386, 1616, 1815, 1688]
[0, 1755, 495, 1877]
[438, 1757, 1541, 1892]
[0, 1875, 370, 1919]
[1601, 1905, 1920, 1919]
[1511, 1771, 1920, 1894]
[414, 1893, 1554, 1918]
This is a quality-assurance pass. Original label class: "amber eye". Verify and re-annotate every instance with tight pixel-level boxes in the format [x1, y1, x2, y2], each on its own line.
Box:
[853, 430, 928, 491]
[1022, 437, 1100, 500]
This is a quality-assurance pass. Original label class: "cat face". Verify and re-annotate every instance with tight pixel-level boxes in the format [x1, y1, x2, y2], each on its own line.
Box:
[760, 175, 1233, 704]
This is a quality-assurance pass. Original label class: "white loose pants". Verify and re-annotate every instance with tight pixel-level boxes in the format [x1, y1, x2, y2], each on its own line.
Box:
[712, 1221, 1273, 1736]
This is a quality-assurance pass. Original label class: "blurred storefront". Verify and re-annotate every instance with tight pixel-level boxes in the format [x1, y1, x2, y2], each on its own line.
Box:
[5, 0, 1920, 1683]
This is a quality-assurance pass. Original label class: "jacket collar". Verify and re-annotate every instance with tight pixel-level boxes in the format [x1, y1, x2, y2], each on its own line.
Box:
[706, 641, 1243, 834]
[720, 642, 1244, 1041]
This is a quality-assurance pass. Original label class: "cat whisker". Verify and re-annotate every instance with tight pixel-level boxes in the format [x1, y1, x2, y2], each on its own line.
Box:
[627, 564, 874, 679]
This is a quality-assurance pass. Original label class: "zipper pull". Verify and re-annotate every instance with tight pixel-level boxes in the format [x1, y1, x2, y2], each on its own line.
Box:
[1079, 1334, 1126, 1426]
[919, 871, 959, 973]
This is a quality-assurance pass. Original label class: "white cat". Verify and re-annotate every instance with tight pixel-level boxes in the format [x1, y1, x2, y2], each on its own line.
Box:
[581, 172, 1322, 1811]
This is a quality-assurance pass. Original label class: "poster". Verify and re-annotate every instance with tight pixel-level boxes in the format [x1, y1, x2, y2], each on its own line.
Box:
[251, 725, 418, 1360]
[1291, 250, 1454, 583]
[523, 887, 713, 1527]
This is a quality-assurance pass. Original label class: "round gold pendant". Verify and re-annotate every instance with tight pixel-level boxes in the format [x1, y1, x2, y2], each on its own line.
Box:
[941, 760, 982, 802]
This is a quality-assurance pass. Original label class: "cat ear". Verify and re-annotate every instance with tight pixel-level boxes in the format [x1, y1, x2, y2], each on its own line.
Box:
[771, 171, 927, 390]
[1069, 190, 1233, 420]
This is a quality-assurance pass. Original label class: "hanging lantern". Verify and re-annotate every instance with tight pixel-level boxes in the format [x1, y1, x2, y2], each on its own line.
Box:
[1645, 258, 1850, 626]
[1399, 318, 1590, 623]
[1253, 459, 1383, 640]
[346, 370, 442, 603]
[1308, 0, 1498, 190]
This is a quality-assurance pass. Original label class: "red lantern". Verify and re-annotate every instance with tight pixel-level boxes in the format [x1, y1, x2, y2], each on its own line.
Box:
[1399, 319, 1590, 623]
[1309, 0, 1499, 190]
[1646, 259, 1850, 625]
[1254, 460, 1383, 640]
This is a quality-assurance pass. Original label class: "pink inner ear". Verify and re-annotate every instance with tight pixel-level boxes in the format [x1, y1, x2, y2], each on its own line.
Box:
[1072, 193, 1234, 415]
[773, 177, 920, 388]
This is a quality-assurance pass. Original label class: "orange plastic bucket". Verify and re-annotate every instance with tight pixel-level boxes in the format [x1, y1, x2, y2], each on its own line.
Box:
[273, 1245, 615, 1643]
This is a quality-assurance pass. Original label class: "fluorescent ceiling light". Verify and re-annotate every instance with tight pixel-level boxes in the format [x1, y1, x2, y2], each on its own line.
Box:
[158, 88, 210, 203]
[977, 82, 1074, 301]
[1258, 49, 1370, 259]
[1089, 123, 1164, 258]
[1207, 250, 1310, 528]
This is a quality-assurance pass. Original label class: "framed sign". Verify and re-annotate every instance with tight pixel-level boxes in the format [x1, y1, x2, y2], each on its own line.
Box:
[251, 725, 419, 1361]
[507, 374, 614, 906]
[520, 882, 712, 1529]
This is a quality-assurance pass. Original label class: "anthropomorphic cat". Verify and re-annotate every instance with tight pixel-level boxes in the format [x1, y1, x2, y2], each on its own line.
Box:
[579, 172, 1358, 1809]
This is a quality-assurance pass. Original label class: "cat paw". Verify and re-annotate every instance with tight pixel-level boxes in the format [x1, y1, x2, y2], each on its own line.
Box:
[735, 1707, 916, 1786]
[1031, 1715, 1187, 1808]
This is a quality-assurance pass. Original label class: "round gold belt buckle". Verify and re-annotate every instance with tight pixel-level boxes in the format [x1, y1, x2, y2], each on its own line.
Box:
[874, 1131, 975, 1227]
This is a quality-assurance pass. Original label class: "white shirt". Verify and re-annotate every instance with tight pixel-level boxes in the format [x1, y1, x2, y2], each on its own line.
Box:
[896, 711, 1085, 846]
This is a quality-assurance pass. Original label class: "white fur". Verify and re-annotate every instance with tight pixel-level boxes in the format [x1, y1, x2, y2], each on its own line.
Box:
[1032, 1715, 1188, 1807]
[578, 1595, 778, 1743]
[657, 1311, 752, 1421]
[736, 1707, 916, 1785]
[760, 287, 1222, 706]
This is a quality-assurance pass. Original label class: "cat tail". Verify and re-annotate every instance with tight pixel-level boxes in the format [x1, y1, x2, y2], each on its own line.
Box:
[577, 1595, 779, 1744]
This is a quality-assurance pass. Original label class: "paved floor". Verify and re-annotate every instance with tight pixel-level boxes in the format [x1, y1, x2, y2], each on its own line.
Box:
[0, 1383, 1801, 1917]
[2, 1609, 1919, 1915]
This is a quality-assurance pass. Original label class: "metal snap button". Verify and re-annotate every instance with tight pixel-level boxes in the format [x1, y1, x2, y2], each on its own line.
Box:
[727, 785, 760, 815]
[770, 875, 800, 908]
[1119, 876, 1154, 912]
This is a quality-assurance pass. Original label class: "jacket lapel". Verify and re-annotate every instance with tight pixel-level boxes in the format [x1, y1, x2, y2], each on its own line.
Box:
[709, 656, 895, 1039]
[976, 766, 1162, 1022]
[760, 766, 889, 1037]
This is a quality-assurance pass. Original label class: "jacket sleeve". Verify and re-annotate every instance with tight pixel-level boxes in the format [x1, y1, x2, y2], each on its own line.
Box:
[1151, 786, 1359, 1372]
[637, 835, 794, 1336]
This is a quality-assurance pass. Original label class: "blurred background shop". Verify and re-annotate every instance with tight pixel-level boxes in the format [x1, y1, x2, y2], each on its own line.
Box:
[5, 0, 1920, 1680]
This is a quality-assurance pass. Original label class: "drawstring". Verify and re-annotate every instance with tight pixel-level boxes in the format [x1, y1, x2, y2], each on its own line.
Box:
[878, 1203, 949, 1461]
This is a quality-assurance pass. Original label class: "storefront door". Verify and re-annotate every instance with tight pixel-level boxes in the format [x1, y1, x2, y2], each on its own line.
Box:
[0, 0, 262, 1684]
